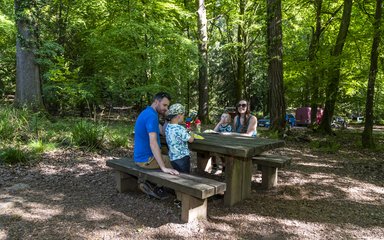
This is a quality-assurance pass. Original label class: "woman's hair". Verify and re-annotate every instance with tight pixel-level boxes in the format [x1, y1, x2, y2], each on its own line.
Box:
[235, 100, 251, 133]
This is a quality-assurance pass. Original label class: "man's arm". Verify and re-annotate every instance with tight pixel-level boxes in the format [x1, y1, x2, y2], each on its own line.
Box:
[148, 132, 179, 175]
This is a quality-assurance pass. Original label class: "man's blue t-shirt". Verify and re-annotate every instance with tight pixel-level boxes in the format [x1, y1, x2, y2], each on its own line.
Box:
[133, 106, 161, 163]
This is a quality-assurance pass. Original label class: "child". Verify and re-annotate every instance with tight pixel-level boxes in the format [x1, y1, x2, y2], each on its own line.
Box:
[211, 112, 232, 174]
[165, 103, 194, 173]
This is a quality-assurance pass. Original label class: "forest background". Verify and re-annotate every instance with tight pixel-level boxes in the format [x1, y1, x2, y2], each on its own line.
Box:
[0, 0, 383, 143]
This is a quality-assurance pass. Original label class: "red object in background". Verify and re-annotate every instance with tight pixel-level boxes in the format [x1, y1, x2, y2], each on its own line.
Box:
[295, 107, 324, 126]
[186, 121, 191, 129]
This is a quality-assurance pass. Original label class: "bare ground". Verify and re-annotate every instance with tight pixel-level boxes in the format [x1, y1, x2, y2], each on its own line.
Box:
[1, 129, 384, 240]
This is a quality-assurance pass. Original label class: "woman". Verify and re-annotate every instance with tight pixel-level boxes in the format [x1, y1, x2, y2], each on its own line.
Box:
[233, 100, 258, 137]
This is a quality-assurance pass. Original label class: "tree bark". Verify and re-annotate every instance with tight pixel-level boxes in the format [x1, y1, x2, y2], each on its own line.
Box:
[319, 0, 352, 134]
[235, 0, 246, 102]
[362, 0, 382, 148]
[14, 0, 44, 110]
[266, 0, 285, 136]
[196, 0, 209, 123]
[309, 0, 323, 125]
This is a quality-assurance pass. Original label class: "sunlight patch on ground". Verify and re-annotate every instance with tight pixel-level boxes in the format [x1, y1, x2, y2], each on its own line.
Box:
[210, 214, 384, 239]
[85, 208, 109, 221]
[282, 171, 384, 203]
[1, 195, 63, 221]
[295, 161, 342, 168]
[334, 178, 384, 204]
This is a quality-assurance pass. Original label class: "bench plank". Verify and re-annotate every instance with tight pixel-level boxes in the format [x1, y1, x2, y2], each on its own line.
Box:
[107, 158, 226, 223]
[252, 154, 291, 189]
[106, 158, 226, 199]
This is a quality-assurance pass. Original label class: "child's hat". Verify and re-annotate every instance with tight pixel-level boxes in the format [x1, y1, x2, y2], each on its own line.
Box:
[168, 103, 185, 116]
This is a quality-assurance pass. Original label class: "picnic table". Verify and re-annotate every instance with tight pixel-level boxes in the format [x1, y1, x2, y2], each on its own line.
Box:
[161, 132, 285, 206]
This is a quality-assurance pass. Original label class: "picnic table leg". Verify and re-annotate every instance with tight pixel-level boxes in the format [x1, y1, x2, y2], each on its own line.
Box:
[224, 156, 252, 207]
[196, 151, 211, 173]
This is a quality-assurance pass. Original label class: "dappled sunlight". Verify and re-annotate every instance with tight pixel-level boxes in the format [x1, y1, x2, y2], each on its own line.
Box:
[209, 214, 384, 239]
[281, 170, 384, 204]
[333, 178, 384, 204]
[84, 208, 109, 221]
[1, 196, 63, 221]
[295, 161, 342, 168]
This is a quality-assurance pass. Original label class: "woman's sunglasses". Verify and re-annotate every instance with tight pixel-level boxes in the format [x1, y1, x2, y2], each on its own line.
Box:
[237, 103, 247, 108]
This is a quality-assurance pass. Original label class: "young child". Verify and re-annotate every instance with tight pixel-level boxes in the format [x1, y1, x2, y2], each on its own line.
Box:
[211, 112, 232, 174]
[165, 103, 194, 173]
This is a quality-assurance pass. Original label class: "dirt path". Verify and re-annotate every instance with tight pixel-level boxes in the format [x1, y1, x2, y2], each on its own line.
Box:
[1, 138, 383, 239]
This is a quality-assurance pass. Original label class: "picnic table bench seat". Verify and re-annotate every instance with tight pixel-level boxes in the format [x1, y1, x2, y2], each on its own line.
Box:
[106, 158, 226, 223]
[252, 154, 291, 189]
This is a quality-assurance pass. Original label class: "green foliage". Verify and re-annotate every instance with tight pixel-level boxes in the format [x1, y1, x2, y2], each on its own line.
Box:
[310, 138, 340, 154]
[28, 140, 56, 154]
[0, 105, 29, 141]
[71, 121, 105, 150]
[0, 146, 29, 165]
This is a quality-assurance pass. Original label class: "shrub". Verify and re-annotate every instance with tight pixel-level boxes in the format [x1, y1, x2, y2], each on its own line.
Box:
[0, 147, 29, 164]
[71, 121, 105, 150]
[28, 140, 56, 153]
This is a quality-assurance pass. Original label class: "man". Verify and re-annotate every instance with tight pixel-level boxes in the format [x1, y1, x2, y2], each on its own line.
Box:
[134, 92, 179, 199]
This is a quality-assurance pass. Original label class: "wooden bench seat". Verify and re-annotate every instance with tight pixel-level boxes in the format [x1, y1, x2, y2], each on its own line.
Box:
[106, 158, 226, 223]
[252, 154, 291, 189]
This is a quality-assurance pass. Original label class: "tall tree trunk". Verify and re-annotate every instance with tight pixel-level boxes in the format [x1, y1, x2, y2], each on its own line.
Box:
[362, 0, 382, 148]
[266, 0, 285, 136]
[14, 0, 43, 110]
[235, 0, 246, 102]
[319, 0, 352, 134]
[309, 0, 323, 124]
[196, 0, 209, 123]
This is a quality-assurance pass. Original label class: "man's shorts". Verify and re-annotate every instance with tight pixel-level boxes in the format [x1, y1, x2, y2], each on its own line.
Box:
[135, 155, 173, 169]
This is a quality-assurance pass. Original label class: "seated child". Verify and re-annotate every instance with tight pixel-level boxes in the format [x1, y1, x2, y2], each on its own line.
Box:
[165, 103, 194, 173]
[211, 112, 232, 174]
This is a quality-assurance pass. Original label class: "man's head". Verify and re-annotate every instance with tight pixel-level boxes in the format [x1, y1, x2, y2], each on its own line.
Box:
[152, 92, 171, 116]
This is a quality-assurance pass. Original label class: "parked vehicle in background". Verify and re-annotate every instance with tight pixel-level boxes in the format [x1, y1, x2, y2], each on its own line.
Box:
[286, 113, 296, 127]
[356, 116, 364, 123]
[332, 116, 348, 128]
[258, 116, 270, 127]
[295, 107, 323, 126]
[257, 114, 296, 128]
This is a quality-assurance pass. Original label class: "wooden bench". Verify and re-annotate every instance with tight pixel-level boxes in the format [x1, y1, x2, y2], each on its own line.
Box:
[252, 154, 291, 189]
[106, 158, 226, 223]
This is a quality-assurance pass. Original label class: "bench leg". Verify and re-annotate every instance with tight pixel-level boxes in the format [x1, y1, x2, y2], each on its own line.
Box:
[180, 192, 207, 223]
[114, 171, 139, 192]
[260, 166, 278, 189]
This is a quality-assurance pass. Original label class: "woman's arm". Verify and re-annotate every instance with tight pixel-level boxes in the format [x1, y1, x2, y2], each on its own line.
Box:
[244, 115, 257, 136]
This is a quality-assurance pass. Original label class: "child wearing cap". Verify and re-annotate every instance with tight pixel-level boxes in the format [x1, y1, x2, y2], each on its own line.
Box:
[165, 103, 194, 173]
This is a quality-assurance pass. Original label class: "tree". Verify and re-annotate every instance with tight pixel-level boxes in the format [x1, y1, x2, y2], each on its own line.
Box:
[14, 0, 43, 110]
[196, 0, 209, 122]
[266, 0, 285, 135]
[362, 0, 382, 148]
[319, 0, 352, 134]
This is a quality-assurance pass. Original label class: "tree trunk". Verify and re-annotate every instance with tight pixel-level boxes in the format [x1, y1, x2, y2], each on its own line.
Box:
[266, 0, 285, 136]
[196, 0, 209, 123]
[14, 0, 44, 110]
[235, 0, 246, 102]
[309, 0, 323, 124]
[362, 0, 382, 148]
[319, 0, 352, 134]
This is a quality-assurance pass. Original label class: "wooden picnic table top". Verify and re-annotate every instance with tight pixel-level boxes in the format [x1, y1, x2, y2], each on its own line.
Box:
[161, 132, 285, 159]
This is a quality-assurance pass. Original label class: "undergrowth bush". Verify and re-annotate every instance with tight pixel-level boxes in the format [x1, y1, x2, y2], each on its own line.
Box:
[310, 138, 340, 153]
[71, 121, 105, 149]
[0, 146, 30, 164]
